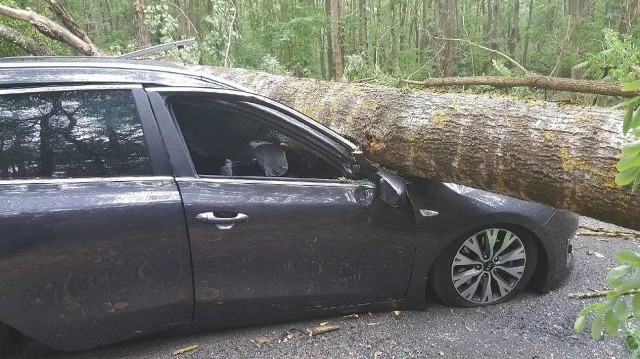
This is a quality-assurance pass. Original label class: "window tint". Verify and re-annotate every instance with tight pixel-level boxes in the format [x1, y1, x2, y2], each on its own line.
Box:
[170, 97, 343, 180]
[0, 89, 152, 180]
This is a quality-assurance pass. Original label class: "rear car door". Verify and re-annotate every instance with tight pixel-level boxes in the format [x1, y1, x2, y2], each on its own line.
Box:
[147, 88, 416, 325]
[0, 85, 192, 350]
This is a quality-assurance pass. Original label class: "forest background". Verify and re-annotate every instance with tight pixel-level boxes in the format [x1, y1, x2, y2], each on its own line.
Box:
[2, 0, 640, 105]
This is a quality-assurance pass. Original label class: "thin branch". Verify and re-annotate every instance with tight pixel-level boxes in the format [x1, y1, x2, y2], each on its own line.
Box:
[160, 0, 200, 40]
[569, 288, 640, 299]
[402, 75, 638, 98]
[45, 0, 99, 52]
[0, 4, 98, 55]
[0, 23, 54, 55]
[426, 32, 529, 74]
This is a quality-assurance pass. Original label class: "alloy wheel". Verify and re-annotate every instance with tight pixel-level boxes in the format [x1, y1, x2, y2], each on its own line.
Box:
[450, 228, 527, 304]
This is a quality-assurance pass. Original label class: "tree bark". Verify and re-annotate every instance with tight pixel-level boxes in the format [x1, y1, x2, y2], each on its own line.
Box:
[324, 0, 335, 80]
[0, 4, 99, 55]
[201, 66, 639, 230]
[133, 0, 151, 48]
[45, 0, 98, 51]
[0, 23, 54, 55]
[402, 75, 638, 98]
[331, 0, 344, 80]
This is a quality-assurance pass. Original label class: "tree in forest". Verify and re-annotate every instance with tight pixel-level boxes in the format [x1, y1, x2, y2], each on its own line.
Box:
[331, 0, 344, 80]
[133, 0, 150, 48]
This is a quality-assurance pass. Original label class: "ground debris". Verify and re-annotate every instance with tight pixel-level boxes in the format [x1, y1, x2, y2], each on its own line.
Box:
[250, 337, 271, 347]
[306, 323, 341, 337]
[278, 328, 306, 343]
[587, 250, 606, 259]
[567, 288, 640, 299]
[172, 344, 198, 356]
[578, 229, 637, 239]
[391, 310, 402, 318]
[462, 320, 472, 331]
[342, 314, 359, 320]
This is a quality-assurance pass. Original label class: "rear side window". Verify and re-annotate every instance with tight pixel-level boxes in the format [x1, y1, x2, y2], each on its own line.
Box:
[0, 89, 152, 180]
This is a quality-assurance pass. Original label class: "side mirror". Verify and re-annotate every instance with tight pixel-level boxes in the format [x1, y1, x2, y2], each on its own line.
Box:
[375, 170, 407, 207]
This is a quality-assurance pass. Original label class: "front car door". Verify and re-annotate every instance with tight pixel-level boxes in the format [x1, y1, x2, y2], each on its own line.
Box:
[147, 88, 416, 325]
[0, 85, 193, 350]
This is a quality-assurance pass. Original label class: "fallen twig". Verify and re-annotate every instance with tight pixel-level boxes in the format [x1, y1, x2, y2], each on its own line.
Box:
[173, 344, 198, 356]
[306, 324, 340, 336]
[568, 288, 640, 299]
[578, 229, 637, 239]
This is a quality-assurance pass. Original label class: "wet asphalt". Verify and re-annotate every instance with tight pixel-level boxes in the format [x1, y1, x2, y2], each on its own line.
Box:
[12, 217, 639, 359]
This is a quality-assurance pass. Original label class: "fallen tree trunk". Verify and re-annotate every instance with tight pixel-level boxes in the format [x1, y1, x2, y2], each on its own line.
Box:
[201, 66, 639, 230]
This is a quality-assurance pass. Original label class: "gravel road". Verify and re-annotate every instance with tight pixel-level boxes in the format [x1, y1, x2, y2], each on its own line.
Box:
[14, 217, 640, 359]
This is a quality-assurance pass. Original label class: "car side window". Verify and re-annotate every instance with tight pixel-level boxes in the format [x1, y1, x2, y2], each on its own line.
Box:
[169, 96, 344, 179]
[0, 89, 152, 180]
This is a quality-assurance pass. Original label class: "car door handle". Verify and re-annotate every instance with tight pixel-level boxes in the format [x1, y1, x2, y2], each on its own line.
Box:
[195, 212, 249, 229]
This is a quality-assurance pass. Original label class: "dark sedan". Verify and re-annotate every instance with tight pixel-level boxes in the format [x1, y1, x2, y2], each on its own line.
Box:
[0, 58, 577, 352]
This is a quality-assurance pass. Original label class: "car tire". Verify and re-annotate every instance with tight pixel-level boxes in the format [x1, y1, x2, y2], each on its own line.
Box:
[429, 225, 538, 307]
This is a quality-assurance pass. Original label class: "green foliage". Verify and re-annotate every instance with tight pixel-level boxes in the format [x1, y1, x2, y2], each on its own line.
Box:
[584, 29, 640, 83]
[576, 250, 640, 357]
[145, 4, 179, 44]
[615, 81, 640, 191]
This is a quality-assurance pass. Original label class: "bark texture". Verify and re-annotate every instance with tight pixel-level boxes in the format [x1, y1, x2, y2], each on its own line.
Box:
[0, 23, 54, 55]
[133, 0, 151, 48]
[45, 0, 98, 50]
[201, 66, 639, 230]
[0, 4, 99, 55]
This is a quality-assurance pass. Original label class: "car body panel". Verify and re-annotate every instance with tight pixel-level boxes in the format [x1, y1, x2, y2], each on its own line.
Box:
[0, 177, 193, 351]
[177, 177, 416, 326]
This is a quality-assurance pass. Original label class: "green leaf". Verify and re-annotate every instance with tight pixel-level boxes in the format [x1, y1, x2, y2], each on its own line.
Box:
[615, 301, 630, 322]
[617, 154, 640, 172]
[634, 127, 640, 137]
[581, 303, 603, 315]
[605, 309, 620, 336]
[591, 318, 603, 340]
[616, 250, 640, 265]
[607, 265, 631, 287]
[623, 81, 640, 91]
[633, 175, 640, 193]
[616, 168, 640, 186]
[622, 140, 640, 156]
[632, 106, 640, 130]
[632, 294, 640, 318]
[624, 106, 634, 135]
[575, 315, 587, 333]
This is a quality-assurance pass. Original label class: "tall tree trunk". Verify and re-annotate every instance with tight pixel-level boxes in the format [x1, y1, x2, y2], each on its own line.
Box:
[359, 0, 367, 59]
[620, 0, 639, 34]
[133, 0, 150, 48]
[203, 66, 640, 231]
[521, 0, 534, 67]
[325, 0, 335, 80]
[508, 0, 520, 60]
[331, 0, 344, 80]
